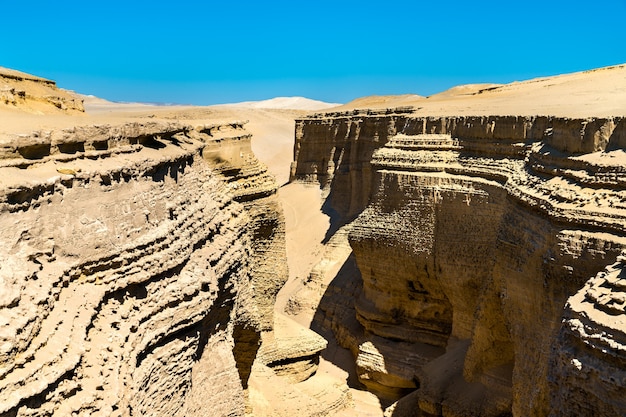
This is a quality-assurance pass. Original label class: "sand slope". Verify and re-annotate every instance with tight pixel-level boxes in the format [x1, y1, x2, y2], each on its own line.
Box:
[331, 64, 626, 117]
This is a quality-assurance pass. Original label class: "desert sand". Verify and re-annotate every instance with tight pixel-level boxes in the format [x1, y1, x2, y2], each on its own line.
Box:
[332, 64, 626, 117]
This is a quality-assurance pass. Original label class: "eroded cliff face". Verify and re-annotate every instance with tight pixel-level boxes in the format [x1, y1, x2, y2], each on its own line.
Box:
[0, 67, 84, 113]
[0, 120, 287, 416]
[291, 110, 626, 416]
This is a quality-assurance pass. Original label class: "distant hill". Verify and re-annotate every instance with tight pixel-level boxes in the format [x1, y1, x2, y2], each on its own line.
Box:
[329, 64, 626, 117]
[78, 94, 340, 113]
[336, 94, 424, 110]
[219, 96, 341, 111]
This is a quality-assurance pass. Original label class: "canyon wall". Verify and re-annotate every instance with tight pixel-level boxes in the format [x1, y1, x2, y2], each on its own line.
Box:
[0, 120, 287, 416]
[291, 110, 626, 416]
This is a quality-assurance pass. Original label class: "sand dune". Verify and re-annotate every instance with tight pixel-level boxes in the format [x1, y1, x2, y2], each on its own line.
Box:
[330, 64, 626, 117]
[220, 96, 340, 110]
[426, 83, 502, 98]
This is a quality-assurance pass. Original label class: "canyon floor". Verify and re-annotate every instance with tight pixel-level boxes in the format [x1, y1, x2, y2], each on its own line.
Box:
[1, 65, 626, 416]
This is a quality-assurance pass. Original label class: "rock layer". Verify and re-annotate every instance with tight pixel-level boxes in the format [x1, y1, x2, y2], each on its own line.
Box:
[0, 67, 84, 113]
[550, 253, 626, 416]
[292, 111, 626, 416]
[0, 120, 285, 416]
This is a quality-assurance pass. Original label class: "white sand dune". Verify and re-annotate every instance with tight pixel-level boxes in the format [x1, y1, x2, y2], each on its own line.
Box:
[219, 96, 340, 111]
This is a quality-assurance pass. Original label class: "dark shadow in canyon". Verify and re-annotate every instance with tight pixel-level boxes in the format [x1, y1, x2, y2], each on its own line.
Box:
[320, 196, 347, 244]
[310, 253, 397, 410]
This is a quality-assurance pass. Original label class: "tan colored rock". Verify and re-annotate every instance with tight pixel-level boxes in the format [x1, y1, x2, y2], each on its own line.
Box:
[292, 110, 626, 416]
[550, 253, 626, 416]
[198, 121, 288, 331]
[4, 63, 626, 417]
[257, 314, 327, 383]
[0, 67, 84, 114]
[0, 120, 284, 417]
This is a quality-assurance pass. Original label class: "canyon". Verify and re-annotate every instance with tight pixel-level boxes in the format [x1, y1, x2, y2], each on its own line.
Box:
[1, 65, 625, 416]
[290, 110, 626, 416]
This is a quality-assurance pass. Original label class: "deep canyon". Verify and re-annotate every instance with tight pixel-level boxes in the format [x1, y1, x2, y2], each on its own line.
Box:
[1, 66, 626, 416]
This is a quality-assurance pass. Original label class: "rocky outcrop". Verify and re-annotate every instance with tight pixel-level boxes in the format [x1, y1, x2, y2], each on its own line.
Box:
[200, 122, 329, 390]
[290, 108, 417, 220]
[0, 67, 84, 113]
[201, 121, 288, 332]
[256, 314, 327, 383]
[550, 253, 626, 416]
[0, 120, 286, 416]
[291, 111, 626, 416]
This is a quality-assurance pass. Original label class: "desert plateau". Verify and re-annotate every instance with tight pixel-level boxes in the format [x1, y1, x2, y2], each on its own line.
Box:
[1, 61, 626, 417]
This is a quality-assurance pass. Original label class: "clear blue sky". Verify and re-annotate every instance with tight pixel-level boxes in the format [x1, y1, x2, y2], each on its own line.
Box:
[3, 0, 625, 105]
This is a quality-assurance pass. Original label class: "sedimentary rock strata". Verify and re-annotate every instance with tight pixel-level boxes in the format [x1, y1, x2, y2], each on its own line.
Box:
[201, 122, 288, 331]
[3, 63, 626, 417]
[0, 120, 287, 416]
[0, 67, 84, 113]
[551, 253, 626, 416]
[291, 111, 626, 416]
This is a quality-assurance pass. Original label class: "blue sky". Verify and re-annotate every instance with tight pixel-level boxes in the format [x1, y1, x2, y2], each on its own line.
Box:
[2, 0, 625, 104]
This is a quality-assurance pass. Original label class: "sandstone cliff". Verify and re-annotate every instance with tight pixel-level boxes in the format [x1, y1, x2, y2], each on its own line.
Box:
[0, 67, 84, 114]
[0, 119, 288, 417]
[290, 110, 626, 416]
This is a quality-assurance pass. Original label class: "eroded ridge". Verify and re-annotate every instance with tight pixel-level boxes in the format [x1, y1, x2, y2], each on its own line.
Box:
[0, 120, 283, 417]
[0, 67, 84, 113]
[550, 253, 626, 416]
[200, 121, 289, 333]
[291, 112, 626, 416]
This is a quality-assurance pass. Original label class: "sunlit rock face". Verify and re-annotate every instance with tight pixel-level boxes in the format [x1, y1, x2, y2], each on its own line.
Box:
[550, 254, 626, 416]
[0, 66, 84, 113]
[292, 110, 626, 416]
[0, 121, 288, 417]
